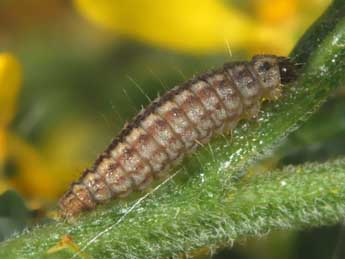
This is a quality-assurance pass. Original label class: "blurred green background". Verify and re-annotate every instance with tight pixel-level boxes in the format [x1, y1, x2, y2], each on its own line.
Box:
[1, 0, 345, 258]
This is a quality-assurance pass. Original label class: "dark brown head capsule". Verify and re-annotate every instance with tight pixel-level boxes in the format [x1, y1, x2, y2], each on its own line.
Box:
[59, 55, 298, 218]
[277, 56, 299, 84]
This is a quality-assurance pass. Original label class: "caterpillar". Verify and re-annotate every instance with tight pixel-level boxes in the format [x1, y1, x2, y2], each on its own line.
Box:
[59, 55, 297, 218]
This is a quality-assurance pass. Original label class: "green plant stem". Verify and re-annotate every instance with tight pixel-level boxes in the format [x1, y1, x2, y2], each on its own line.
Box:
[1, 0, 345, 258]
[3, 158, 345, 259]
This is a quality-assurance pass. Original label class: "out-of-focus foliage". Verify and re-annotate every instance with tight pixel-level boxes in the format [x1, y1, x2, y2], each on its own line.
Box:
[0, 53, 33, 242]
[0, 52, 77, 205]
[0, 191, 30, 242]
[0, 0, 66, 33]
[0, 0, 343, 258]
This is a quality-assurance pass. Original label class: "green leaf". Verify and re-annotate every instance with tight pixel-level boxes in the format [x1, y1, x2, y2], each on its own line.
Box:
[1, 0, 345, 258]
[280, 94, 345, 165]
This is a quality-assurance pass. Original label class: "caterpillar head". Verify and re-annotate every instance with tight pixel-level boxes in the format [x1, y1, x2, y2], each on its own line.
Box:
[251, 55, 298, 100]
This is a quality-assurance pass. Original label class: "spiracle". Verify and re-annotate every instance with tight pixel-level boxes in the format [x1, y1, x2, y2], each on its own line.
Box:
[59, 55, 297, 218]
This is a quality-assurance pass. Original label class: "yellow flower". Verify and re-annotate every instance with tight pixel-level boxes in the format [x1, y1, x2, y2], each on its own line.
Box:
[74, 0, 331, 55]
[74, 0, 300, 55]
[255, 0, 298, 24]
[0, 53, 22, 172]
[255, 0, 331, 33]
[0, 53, 81, 205]
[0, 54, 21, 128]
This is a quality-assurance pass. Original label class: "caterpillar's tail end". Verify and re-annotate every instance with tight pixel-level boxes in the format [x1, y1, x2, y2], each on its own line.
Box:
[277, 57, 300, 84]
[58, 191, 84, 220]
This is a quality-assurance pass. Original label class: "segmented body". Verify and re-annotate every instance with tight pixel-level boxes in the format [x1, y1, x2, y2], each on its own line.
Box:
[59, 55, 296, 218]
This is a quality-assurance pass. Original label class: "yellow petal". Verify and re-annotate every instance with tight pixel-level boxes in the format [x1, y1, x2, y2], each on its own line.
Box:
[6, 133, 63, 201]
[256, 0, 298, 24]
[74, 0, 296, 54]
[4, 118, 100, 202]
[0, 129, 6, 165]
[0, 53, 22, 127]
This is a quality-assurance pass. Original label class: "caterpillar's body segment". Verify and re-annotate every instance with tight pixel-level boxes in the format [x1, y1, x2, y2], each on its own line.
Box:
[59, 55, 297, 218]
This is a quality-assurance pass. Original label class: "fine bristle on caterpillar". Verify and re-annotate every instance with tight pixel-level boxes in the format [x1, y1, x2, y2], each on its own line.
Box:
[59, 55, 298, 218]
